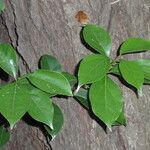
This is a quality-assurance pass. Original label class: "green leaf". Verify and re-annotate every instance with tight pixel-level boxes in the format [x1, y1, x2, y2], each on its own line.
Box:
[132, 59, 150, 80]
[0, 126, 10, 147]
[83, 24, 112, 56]
[119, 60, 144, 89]
[0, 82, 31, 129]
[44, 103, 64, 140]
[113, 109, 126, 126]
[110, 63, 149, 84]
[0, 0, 5, 13]
[28, 88, 54, 129]
[28, 70, 72, 96]
[62, 72, 77, 87]
[89, 76, 123, 128]
[17, 78, 54, 128]
[40, 54, 62, 72]
[120, 38, 150, 55]
[0, 44, 18, 79]
[74, 88, 90, 109]
[78, 54, 110, 86]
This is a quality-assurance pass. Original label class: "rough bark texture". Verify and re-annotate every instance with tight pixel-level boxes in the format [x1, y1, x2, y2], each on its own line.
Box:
[0, 0, 150, 149]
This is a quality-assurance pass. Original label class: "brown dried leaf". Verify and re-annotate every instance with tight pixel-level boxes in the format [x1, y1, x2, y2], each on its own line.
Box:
[75, 11, 89, 24]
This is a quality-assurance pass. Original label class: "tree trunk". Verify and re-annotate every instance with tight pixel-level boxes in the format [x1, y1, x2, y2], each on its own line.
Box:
[0, 0, 150, 149]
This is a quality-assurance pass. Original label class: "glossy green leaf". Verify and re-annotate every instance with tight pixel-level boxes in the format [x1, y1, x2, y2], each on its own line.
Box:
[28, 70, 72, 96]
[0, 44, 18, 79]
[83, 24, 112, 56]
[89, 76, 123, 128]
[120, 38, 150, 55]
[0, 0, 5, 13]
[113, 109, 126, 126]
[78, 54, 110, 86]
[0, 82, 31, 129]
[110, 63, 149, 84]
[28, 88, 54, 129]
[62, 72, 77, 87]
[40, 54, 62, 72]
[74, 88, 90, 109]
[0, 126, 10, 147]
[44, 103, 64, 140]
[119, 60, 144, 89]
[133, 59, 150, 80]
[17, 78, 54, 128]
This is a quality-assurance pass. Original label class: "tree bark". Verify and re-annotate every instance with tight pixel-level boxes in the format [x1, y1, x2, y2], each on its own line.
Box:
[0, 0, 150, 149]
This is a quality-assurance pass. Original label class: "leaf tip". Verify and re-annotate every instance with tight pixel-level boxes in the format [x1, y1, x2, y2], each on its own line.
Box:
[50, 122, 54, 130]
[10, 124, 15, 130]
[106, 124, 112, 132]
[68, 90, 73, 96]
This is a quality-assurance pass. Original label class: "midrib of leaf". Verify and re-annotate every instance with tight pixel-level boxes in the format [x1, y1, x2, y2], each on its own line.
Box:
[92, 30, 104, 53]
[104, 76, 107, 112]
[10, 83, 17, 125]
[33, 76, 57, 93]
[80, 58, 109, 86]
[104, 78, 122, 125]
[33, 75, 67, 93]
[122, 62, 141, 87]
[107, 90, 120, 112]
[104, 57, 110, 73]
[108, 82, 122, 123]
[104, 76, 112, 129]
[88, 59, 105, 75]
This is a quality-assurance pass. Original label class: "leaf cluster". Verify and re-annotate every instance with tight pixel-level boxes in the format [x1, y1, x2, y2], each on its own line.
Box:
[76, 24, 150, 129]
[0, 23, 149, 147]
[0, 45, 72, 145]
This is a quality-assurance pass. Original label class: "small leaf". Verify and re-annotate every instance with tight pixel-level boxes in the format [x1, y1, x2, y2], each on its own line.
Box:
[0, 82, 31, 129]
[0, 126, 10, 147]
[0, 44, 18, 79]
[113, 109, 126, 126]
[83, 24, 112, 56]
[119, 60, 144, 89]
[28, 70, 72, 96]
[40, 54, 62, 72]
[89, 76, 123, 128]
[74, 88, 90, 109]
[78, 54, 110, 85]
[28, 88, 54, 129]
[62, 72, 77, 87]
[0, 0, 5, 13]
[120, 38, 150, 55]
[44, 103, 64, 140]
